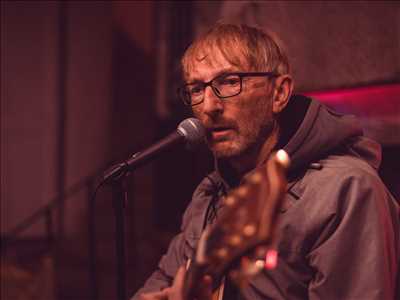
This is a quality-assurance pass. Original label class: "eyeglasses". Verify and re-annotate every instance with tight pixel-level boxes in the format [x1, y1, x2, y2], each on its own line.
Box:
[178, 72, 279, 106]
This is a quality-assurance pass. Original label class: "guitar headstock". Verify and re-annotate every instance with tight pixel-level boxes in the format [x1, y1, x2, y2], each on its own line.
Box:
[187, 150, 290, 295]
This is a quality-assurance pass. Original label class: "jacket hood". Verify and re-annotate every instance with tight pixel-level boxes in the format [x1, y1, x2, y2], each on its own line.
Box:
[213, 95, 381, 187]
[279, 95, 381, 174]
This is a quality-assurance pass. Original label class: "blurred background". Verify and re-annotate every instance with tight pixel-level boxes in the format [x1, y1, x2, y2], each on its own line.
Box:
[1, 1, 399, 299]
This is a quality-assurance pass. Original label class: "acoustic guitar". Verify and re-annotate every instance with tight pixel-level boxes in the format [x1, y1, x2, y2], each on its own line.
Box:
[183, 150, 290, 300]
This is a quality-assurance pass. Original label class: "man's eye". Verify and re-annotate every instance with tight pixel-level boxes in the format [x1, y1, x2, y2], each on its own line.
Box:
[218, 76, 240, 86]
[188, 85, 203, 94]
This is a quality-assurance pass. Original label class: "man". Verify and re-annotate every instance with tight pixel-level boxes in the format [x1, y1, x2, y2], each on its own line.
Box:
[133, 23, 399, 299]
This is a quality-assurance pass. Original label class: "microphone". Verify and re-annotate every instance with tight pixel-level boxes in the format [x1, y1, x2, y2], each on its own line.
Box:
[103, 118, 205, 183]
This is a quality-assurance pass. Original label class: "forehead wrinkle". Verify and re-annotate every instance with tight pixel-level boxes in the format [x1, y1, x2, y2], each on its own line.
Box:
[187, 58, 234, 83]
[184, 43, 248, 82]
[198, 53, 208, 62]
[187, 67, 239, 83]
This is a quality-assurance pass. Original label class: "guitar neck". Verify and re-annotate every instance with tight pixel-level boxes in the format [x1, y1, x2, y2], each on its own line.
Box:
[183, 259, 225, 300]
[183, 259, 206, 300]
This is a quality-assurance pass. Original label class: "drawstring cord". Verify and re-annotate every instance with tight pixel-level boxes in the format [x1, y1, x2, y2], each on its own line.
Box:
[202, 175, 227, 230]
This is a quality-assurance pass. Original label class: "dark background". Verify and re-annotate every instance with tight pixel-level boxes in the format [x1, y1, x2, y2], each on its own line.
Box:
[1, 1, 399, 299]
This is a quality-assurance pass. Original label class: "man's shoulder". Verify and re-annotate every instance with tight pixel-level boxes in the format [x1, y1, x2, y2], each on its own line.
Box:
[304, 153, 381, 186]
[291, 153, 388, 207]
[283, 153, 397, 240]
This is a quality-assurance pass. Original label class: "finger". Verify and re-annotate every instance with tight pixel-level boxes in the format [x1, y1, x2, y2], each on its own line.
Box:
[169, 266, 186, 300]
[140, 289, 169, 300]
[173, 266, 186, 290]
[197, 275, 213, 300]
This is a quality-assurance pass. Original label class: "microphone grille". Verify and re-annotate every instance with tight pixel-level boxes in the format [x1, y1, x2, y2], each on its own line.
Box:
[177, 118, 206, 148]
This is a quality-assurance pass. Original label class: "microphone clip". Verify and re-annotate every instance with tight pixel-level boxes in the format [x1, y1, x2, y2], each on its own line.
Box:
[102, 152, 139, 184]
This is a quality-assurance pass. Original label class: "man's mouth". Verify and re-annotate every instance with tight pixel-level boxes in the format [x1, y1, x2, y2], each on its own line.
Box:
[208, 127, 234, 140]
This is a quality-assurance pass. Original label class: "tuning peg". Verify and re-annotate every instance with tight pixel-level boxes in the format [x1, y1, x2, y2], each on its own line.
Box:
[228, 256, 266, 289]
[216, 247, 228, 259]
[236, 185, 249, 197]
[248, 171, 263, 184]
[276, 149, 290, 168]
[247, 259, 266, 276]
[243, 223, 256, 237]
[254, 246, 278, 270]
[223, 195, 236, 206]
[228, 234, 242, 246]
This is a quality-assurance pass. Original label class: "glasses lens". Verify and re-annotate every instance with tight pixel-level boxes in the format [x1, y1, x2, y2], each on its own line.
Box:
[178, 87, 191, 105]
[181, 83, 204, 105]
[179, 74, 242, 106]
[213, 74, 241, 97]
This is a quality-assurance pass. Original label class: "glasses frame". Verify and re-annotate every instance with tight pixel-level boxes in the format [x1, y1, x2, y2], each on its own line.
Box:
[178, 72, 279, 106]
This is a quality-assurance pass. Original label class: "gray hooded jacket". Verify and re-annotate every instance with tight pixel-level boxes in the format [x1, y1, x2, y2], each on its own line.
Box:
[133, 96, 399, 299]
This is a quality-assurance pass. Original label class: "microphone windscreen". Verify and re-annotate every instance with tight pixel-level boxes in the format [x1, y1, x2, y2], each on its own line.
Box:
[177, 118, 206, 148]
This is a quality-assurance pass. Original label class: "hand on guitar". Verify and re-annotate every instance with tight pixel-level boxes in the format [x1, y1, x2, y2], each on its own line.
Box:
[139, 266, 212, 300]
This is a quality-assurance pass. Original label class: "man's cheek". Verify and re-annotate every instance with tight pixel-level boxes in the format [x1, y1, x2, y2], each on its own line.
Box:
[191, 107, 200, 118]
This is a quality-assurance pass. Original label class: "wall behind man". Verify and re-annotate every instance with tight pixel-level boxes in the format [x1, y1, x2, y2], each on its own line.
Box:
[1, 0, 112, 236]
[1, 1, 113, 299]
[193, 1, 400, 91]
[1, 1, 60, 237]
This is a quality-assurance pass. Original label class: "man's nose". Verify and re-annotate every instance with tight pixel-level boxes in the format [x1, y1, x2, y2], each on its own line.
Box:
[202, 86, 223, 116]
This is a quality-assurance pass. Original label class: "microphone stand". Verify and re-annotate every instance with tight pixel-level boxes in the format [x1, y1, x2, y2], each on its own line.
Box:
[111, 178, 127, 300]
[99, 118, 204, 300]
[102, 148, 172, 300]
[101, 161, 133, 300]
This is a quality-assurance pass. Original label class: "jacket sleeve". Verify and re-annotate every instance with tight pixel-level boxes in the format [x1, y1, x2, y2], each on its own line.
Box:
[130, 232, 190, 299]
[130, 184, 206, 300]
[307, 172, 400, 300]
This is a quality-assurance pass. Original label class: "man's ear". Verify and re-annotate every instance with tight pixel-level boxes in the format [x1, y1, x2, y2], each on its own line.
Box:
[272, 74, 294, 114]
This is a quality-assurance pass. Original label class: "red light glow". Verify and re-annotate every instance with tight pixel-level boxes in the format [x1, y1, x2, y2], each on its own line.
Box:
[265, 249, 278, 270]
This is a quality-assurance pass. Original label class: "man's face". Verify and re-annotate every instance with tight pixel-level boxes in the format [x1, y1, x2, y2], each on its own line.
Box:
[187, 50, 276, 160]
